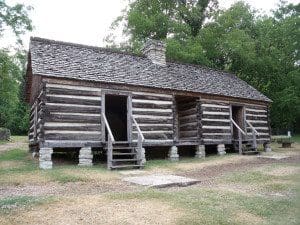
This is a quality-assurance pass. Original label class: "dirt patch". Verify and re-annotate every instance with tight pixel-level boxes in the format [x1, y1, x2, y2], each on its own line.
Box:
[0, 161, 25, 169]
[0, 179, 140, 199]
[62, 168, 120, 182]
[178, 154, 300, 182]
[1, 196, 184, 225]
[174, 155, 255, 171]
[234, 211, 264, 225]
[261, 166, 300, 176]
[0, 140, 28, 154]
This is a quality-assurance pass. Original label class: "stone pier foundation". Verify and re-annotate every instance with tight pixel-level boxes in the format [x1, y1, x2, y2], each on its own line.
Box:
[195, 145, 205, 158]
[78, 147, 93, 166]
[141, 147, 146, 164]
[168, 146, 179, 161]
[39, 147, 53, 169]
[263, 142, 272, 152]
[217, 144, 226, 156]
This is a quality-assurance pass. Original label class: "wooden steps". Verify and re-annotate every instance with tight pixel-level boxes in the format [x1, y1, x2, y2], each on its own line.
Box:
[232, 139, 259, 155]
[110, 164, 143, 169]
[106, 143, 142, 169]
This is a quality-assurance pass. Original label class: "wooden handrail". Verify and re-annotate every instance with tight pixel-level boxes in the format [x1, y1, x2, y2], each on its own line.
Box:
[102, 113, 115, 142]
[230, 118, 246, 135]
[132, 116, 144, 166]
[246, 120, 259, 136]
[132, 116, 145, 141]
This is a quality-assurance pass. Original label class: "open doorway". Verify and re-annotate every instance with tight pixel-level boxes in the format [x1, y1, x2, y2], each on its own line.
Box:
[105, 95, 128, 141]
[231, 105, 245, 139]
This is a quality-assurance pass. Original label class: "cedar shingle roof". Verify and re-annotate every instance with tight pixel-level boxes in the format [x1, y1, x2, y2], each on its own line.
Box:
[29, 37, 271, 102]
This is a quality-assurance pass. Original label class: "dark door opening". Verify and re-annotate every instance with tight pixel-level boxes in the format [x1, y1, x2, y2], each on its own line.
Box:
[231, 105, 244, 139]
[105, 95, 128, 141]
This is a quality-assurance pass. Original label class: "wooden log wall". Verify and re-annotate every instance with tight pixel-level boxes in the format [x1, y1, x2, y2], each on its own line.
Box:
[177, 97, 199, 140]
[245, 105, 270, 143]
[200, 101, 232, 144]
[132, 91, 173, 143]
[29, 100, 39, 145]
[43, 83, 102, 147]
[28, 83, 45, 146]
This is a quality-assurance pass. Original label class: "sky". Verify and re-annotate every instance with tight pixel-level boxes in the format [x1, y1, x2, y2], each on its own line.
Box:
[1, 0, 299, 49]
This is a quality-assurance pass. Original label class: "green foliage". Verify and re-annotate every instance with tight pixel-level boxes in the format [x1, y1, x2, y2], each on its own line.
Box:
[0, 0, 32, 135]
[0, 0, 33, 44]
[108, 0, 300, 132]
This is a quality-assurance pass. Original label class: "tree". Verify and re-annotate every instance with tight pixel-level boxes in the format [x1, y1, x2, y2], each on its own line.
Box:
[0, 0, 32, 44]
[107, 0, 300, 132]
[0, 0, 32, 134]
[105, 0, 218, 51]
[177, 0, 218, 37]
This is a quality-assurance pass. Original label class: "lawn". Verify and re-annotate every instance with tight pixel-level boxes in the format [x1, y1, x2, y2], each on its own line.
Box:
[0, 137, 299, 225]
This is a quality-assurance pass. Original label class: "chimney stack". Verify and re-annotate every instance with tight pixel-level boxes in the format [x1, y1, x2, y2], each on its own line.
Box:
[142, 39, 166, 66]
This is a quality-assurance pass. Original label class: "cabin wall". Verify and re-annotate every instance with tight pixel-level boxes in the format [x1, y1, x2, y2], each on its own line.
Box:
[132, 91, 173, 144]
[33, 77, 271, 149]
[200, 100, 232, 144]
[43, 83, 102, 147]
[177, 97, 199, 141]
[245, 105, 271, 143]
[28, 82, 45, 147]
[41, 80, 174, 147]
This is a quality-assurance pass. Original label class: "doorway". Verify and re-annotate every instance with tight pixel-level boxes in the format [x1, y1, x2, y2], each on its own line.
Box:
[105, 95, 128, 141]
[231, 105, 245, 139]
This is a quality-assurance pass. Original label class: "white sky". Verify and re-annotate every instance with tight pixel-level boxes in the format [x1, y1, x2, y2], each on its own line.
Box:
[1, 0, 299, 50]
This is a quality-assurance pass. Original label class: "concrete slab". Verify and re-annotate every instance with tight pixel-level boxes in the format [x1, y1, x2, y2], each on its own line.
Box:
[119, 170, 146, 175]
[122, 174, 199, 188]
[257, 155, 290, 160]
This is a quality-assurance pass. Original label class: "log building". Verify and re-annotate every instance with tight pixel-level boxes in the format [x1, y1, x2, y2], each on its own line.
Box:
[25, 37, 272, 169]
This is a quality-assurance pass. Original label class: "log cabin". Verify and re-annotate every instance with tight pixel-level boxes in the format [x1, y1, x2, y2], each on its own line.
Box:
[25, 37, 272, 169]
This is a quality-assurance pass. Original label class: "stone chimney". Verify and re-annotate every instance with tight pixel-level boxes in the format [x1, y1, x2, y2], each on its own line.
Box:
[142, 39, 166, 66]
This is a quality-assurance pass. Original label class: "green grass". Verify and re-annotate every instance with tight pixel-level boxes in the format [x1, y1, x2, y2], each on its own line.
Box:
[0, 148, 28, 161]
[291, 134, 300, 143]
[0, 196, 51, 214]
[108, 186, 299, 225]
[0, 136, 27, 145]
[47, 167, 88, 183]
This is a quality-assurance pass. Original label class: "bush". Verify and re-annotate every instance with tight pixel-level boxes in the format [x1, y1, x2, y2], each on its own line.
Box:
[0, 127, 11, 141]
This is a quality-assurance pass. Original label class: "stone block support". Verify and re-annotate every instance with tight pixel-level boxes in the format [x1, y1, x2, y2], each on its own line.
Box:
[168, 146, 179, 161]
[217, 144, 226, 156]
[39, 147, 53, 169]
[78, 147, 93, 166]
[141, 147, 146, 165]
[263, 142, 272, 152]
[195, 145, 205, 158]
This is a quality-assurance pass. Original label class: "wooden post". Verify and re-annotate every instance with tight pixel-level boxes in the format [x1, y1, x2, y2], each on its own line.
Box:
[107, 134, 113, 169]
[238, 130, 242, 154]
[137, 133, 142, 165]
[252, 130, 257, 150]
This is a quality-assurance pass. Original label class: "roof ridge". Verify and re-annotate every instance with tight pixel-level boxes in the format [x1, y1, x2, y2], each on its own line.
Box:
[30, 36, 145, 58]
[30, 37, 235, 77]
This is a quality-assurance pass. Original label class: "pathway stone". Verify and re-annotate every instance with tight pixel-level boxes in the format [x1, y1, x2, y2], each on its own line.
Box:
[123, 174, 199, 188]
